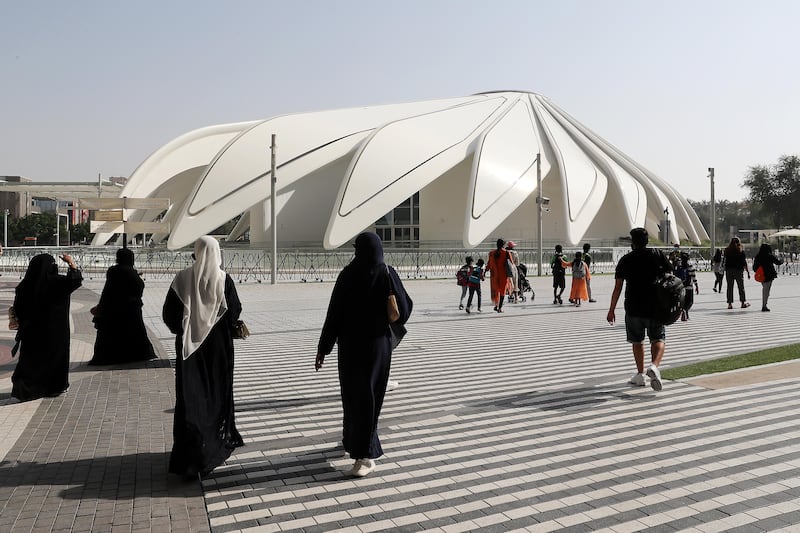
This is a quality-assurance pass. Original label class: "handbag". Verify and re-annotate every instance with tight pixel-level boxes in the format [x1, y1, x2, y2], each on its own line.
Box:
[232, 319, 250, 339]
[8, 306, 18, 331]
[753, 266, 765, 283]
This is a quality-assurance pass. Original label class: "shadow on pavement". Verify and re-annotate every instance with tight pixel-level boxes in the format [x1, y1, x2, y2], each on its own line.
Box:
[0, 452, 204, 501]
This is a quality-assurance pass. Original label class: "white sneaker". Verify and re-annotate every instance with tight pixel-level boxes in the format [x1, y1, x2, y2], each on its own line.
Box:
[349, 458, 375, 477]
[628, 373, 646, 386]
[646, 365, 663, 391]
[386, 380, 399, 391]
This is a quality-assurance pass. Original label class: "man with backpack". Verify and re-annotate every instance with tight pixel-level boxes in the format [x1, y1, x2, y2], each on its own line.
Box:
[550, 244, 566, 304]
[606, 227, 674, 391]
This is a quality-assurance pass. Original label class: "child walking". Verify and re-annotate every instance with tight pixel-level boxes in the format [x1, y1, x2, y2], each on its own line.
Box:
[456, 256, 473, 310]
[465, 259, 484, 313]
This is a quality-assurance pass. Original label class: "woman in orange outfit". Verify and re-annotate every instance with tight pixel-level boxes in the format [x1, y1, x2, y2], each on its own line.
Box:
[562, 251, 590, 306]
[485, 238, 513, 313]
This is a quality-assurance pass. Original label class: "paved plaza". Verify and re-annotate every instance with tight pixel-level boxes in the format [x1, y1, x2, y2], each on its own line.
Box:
[2, 269, 800, 532]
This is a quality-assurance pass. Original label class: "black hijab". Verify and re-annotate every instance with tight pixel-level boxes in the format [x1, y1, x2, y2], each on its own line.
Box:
[352, 232, 385, 277]
[116, 248, 135, 267]
[319, 232, 406, 349]
[103, 248, 144, 306]
[16, 254, 58, 305]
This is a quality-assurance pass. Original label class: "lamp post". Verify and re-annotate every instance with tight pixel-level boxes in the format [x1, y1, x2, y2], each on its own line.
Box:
[534, 153, 551, 276]
[708, 167, 715, 257]
[535, 153, 543, 276]
[4, 209, 8, 248]
[270, 134, 277, 285]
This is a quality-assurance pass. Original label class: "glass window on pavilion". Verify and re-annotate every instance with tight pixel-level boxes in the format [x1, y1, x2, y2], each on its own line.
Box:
[374, 192, 419, 247]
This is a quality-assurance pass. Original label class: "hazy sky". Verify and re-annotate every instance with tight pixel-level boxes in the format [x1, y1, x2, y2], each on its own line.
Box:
[3, 1, 798, 202]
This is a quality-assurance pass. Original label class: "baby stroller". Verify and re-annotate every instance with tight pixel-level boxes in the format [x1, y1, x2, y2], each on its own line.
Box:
[516, 263, 534, 302]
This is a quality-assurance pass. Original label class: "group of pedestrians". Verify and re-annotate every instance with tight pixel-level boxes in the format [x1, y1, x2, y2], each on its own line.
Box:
[9, 248, 163, 402]
[456, 240, 602, 312]
[8, 238, 245, 480]
[455, 238, 521, 314]
[549, 242, 596, 307]
[7, 228, 788, 482]
[710, 237, 783, 312]
[456, 256, 485, 313]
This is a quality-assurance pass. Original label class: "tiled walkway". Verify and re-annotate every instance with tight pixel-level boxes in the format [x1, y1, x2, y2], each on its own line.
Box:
[2, 269, 800, 532]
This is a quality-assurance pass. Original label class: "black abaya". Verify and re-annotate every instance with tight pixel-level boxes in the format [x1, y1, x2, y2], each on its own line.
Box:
[318, 232, 412, 460]
[163, 274, 243, 477]
[12, 256, 83, 402]
[336, 336, 392, 459]
[90, 263, 156, 365]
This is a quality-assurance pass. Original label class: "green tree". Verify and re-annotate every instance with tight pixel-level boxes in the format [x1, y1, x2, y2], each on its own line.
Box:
[9, 213, 58, 246]
[742, 154, 800, 227]
[70, 221, 93, 244]
[688, 199, 770, 245]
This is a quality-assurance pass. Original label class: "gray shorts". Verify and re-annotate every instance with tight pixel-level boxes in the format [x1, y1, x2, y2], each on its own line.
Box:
[625, 315, 666, 344]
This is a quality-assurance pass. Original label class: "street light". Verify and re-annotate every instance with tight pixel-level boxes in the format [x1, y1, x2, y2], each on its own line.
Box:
[708, 168, 715, 256]
[270, 134, 278, 285]
[534, 153, 552, 276]
[3, 209, 8, 248]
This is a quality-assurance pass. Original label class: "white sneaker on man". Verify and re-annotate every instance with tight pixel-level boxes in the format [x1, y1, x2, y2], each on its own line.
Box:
[348, 458, 375, 477]
[628, 373, 646, 386]
[646, 365, 663, 391]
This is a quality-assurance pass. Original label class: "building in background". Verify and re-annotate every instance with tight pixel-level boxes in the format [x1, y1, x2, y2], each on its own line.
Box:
[0, 176, 34, 218]
[96, 91, 708, 250]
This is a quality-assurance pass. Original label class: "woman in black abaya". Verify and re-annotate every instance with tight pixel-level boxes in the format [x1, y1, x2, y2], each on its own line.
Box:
[315, 232, 412, 478]
[11, 253, 82, 402]
[89, 248, 156, 365]
[162, 236, 244, 478]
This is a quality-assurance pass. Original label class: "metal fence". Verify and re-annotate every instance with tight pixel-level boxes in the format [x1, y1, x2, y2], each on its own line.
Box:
[0, 246, 796, 283]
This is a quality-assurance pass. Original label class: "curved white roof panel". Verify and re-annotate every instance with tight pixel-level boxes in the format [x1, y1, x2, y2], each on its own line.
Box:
[101, 91, 708, 249]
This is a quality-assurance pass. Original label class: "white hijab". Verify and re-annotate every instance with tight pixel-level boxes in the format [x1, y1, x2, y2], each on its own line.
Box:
[171, 236, 228, 360]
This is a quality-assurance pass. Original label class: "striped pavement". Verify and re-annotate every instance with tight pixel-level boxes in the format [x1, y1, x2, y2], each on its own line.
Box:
[138, 270, 800, 532]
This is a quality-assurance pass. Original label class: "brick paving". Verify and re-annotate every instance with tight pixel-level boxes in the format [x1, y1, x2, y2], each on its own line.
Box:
[1, 269, 800, 532]
[0, 282, 209, 533]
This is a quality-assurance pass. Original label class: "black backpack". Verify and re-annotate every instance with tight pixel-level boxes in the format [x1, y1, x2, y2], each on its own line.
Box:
[551, 254, 565, 274]
[651, 250, 686, 325]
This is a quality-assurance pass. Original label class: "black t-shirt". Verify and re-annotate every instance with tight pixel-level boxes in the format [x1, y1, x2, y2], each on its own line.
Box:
[724, 249, 747, 270]
[614, 248, 673, 318]
[551, 253, 565, 274]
